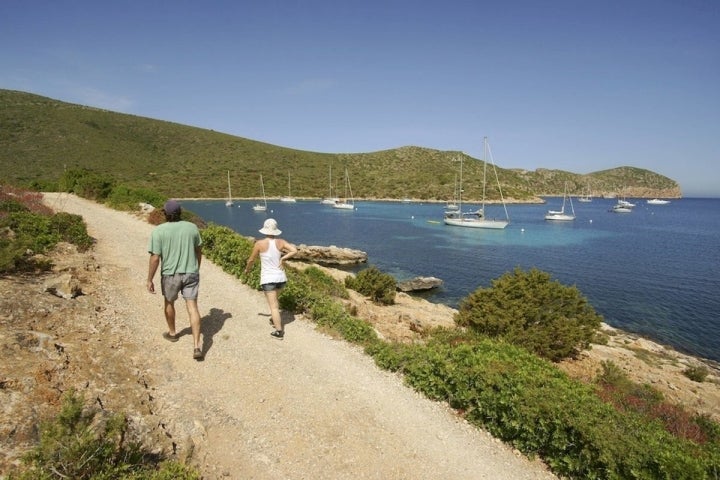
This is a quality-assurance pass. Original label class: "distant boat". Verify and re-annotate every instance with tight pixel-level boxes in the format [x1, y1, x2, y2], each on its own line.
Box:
[610, 204, 632, 213]
[444, 174, 460, 211]
[225, 171, 233, 207]
[577, 182, 592, 203]
[443, 137, 510, 229]
[617, 199, 636, 208]
[647, 198, 671, 205]
[321, 165, 340, 204]
[252, 175, 268, 212]
[545, 182, 576, 221]
[333, 168, 355, 210]
[280, 171, 296, 203]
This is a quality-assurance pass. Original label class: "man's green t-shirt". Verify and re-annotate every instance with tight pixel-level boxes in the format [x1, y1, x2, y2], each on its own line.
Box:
[148, 221, 202, 276]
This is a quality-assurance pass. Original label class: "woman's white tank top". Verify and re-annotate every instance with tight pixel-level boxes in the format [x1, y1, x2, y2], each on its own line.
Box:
[259, 239, 287, 284]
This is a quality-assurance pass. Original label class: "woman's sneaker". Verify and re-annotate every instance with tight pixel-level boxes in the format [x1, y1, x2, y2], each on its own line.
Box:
[270, 330, 284, 340]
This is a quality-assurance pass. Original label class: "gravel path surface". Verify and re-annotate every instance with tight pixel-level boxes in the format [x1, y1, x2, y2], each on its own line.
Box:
[43, 193, 557, 480]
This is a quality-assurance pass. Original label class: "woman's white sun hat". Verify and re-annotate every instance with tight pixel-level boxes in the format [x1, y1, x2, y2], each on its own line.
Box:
[259, 218, 282, 236]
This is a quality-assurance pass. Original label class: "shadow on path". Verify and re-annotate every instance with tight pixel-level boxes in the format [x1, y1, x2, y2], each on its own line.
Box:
[177, 307, 232, 359]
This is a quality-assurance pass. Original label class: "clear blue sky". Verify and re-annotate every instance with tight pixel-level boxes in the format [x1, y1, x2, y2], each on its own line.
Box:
[2, 0, 718, 196]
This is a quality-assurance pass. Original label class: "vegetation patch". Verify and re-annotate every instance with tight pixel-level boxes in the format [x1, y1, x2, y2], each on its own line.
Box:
[9, 390, 199, 480]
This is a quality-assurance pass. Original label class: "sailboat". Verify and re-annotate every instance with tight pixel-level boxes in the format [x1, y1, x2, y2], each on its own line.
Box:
[444, 174, 460, 211]
[333, 168, 354, 210]
[280, 171, 296, 203]
[252, 175, 268, 212]
[545, 182, 576, 221]
[443, 137, 509, 229]
[321, 165, 340, 204]
[225, 171, 233, 207]
[577, 182, 592, 202]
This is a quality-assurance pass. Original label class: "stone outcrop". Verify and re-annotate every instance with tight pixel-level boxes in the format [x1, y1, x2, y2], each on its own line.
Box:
[294, 244, 367, 266]
[43, 273, 82, 299]
[397, 276, 443, 292]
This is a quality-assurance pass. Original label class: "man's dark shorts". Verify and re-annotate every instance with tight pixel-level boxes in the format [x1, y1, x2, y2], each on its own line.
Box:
[161, 273, 200, 301]
[261, 281, 286, 292]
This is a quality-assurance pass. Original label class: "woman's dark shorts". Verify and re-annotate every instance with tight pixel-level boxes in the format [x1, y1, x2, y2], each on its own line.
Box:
[261, 281, 286, 292]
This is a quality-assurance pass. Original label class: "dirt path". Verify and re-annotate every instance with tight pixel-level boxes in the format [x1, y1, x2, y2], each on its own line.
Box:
[39, 193, 556, 479]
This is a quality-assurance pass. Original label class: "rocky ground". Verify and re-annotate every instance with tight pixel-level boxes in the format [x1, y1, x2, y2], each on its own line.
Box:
[0, 193, 718, 479]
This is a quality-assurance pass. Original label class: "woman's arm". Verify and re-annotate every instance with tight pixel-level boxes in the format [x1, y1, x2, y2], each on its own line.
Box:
[244, 241, 261, 274]
[279, 239, 298, 263]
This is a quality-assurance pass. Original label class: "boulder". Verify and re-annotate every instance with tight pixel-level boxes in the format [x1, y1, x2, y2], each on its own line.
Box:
[43, 273, 82, 299]
[397, 276, 443, 292]
[294, 245, 368, 266]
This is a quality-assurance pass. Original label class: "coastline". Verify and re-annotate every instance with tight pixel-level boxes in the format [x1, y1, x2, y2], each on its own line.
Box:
[291, 262, 720, 421]
[178, 195, 548, 204]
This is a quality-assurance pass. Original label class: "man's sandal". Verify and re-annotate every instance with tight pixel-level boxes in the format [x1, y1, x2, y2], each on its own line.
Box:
[162, 332, 179, 342]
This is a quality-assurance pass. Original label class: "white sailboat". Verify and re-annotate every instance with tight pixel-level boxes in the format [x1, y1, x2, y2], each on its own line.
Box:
[280, 171, 296, 203]
[444, 174, 460, 211]
[225, 171, 233, 207]
[333, 168, 355, 210]
[252, 175, 268, 212]
[321, 165, 340, 204]
[545, 182, 576, 221]
[578, 182, 592, 202]
[443, 137, 509, 229]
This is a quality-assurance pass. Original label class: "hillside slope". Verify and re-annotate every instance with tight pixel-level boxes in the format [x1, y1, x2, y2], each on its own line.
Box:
[1, 89, 680, 200]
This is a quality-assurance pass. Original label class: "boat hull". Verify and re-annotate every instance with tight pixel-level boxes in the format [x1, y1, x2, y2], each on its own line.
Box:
[333, 203, 354, 210]
[443, 217, 508, 229]
[545, 214, 575, 221]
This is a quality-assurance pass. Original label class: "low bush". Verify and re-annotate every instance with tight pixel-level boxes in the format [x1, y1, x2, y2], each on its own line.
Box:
[455, 267, 602, 361]
[345, 265, 396, 305]
[11, 389, 199, 480]
[49, 212, 94, 251]
[382, 333, 720, 479]
[58, 168, 114, 201]
[106, 185, 167, 211]
[200, 223, 254, 281]
[684, 364, 710, 383]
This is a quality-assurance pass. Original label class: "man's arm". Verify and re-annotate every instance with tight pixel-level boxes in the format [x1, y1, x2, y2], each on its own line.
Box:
[147, 254, 160, 293]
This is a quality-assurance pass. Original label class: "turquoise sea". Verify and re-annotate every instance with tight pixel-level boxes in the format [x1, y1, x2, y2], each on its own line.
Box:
[185, 197, 720, 363]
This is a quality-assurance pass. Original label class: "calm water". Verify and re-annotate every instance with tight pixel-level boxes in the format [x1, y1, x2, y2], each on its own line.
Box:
[185, 197, 720, 362]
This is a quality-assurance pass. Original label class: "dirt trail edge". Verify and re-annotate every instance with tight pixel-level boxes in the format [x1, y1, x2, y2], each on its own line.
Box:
[43, 193, 557, 480]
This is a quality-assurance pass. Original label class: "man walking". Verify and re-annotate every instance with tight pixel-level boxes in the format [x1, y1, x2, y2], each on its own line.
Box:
[147, 200, 204, 360]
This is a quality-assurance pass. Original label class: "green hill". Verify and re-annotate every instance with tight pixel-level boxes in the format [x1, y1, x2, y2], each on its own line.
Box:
[0, 90, 680, 201]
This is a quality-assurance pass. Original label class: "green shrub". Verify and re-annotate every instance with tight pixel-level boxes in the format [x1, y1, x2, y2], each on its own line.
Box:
[0, 187, 94, 272]
[49, 212, 94, 251]
[200, 223, 254, 281]
[280, 268, 349, 314]
[59, 168, 115, 201]
[455, 267, 602, 361]
[106, 185, 166, 211]
[683, 364, 710, 383]
[378, 334, 719, 479]
[0, 198, 29, 214]
[345, 266, 396, 305]
[3, 211, 59, 253]
[12, 389, 200, 480]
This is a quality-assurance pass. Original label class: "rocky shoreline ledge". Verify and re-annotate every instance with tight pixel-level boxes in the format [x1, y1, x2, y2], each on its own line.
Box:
[289, 261, 720, 422]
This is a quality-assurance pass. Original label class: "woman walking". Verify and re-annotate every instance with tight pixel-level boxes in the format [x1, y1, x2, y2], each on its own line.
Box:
[245, 218, 297, 339]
